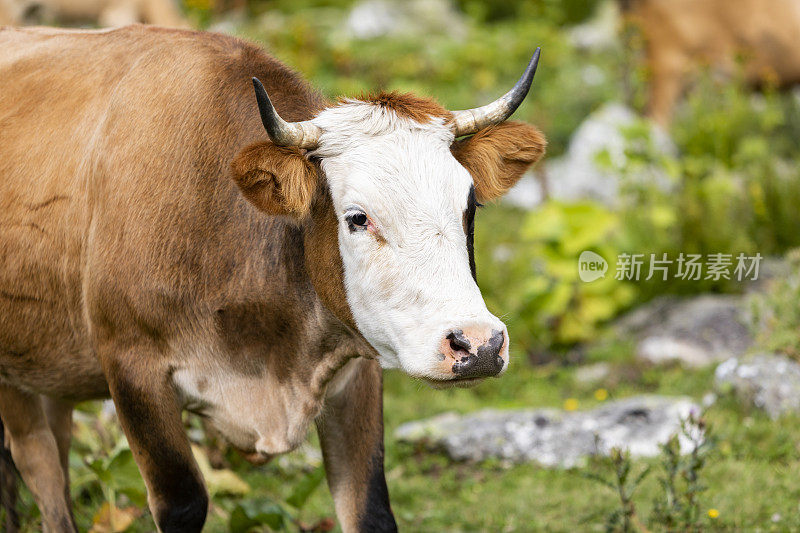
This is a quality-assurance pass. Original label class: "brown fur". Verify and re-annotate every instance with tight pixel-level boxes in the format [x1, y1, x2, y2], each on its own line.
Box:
[451, 121, 547, 202]
[622, 0, 800, 125]
[353, 91, 453, 124]
[231, 143, 318, 219]
[317, 358, 393, 532]
[0, 24, 369, 531]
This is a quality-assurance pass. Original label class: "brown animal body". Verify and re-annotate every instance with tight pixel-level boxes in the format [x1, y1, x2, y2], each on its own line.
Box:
[622, 0, 800, 125]
[0, 0, 188, 27]
[0, 25, 544, 532]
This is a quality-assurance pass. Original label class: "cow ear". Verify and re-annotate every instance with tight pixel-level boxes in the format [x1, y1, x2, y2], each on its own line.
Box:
[231, 142, 318, 218]
[451, 121, 546, 203]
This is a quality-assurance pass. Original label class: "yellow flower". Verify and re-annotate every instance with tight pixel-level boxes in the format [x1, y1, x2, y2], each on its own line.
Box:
[564, 398, 579, 411]
[708, 509, 720, 519]
[594, 388, 609, 401]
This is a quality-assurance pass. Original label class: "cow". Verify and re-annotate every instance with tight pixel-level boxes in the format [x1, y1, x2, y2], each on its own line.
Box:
[0, 25, 546, 532]
[0, 0, 188, 27]
[620, 0, 800, 125]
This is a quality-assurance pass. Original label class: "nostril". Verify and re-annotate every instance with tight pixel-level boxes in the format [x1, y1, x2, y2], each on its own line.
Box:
[447, 330, 471, 353]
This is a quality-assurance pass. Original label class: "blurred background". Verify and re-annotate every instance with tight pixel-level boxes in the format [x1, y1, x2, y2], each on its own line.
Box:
[4, 0, 800, 531]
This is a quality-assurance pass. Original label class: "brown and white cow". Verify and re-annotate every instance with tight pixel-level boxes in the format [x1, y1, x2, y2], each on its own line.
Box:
[621, 0, 800, 125]
[0, 25, 545, 532]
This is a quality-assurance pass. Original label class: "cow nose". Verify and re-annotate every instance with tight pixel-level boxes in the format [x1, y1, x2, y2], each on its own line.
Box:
[445, 329, 506, 379]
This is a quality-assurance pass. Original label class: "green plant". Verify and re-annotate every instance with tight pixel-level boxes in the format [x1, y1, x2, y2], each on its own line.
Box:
[583, 445, 651, 533]
[475, 201, 636, 356]
[69, 405, 148, 532]
[228, 466, 326, 532]
[649, 413, 713, 532]
[595, 78, 800, 300]
[750, 248, 800, 359]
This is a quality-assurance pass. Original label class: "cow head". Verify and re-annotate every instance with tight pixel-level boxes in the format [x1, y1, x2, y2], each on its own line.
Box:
[232, 50, 546, 387]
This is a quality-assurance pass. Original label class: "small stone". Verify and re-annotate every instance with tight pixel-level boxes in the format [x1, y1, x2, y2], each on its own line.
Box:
[702, 392, 717, 408]
[574, 362, 611, 385]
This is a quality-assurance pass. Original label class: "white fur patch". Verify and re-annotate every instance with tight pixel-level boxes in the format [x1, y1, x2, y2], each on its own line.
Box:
[310, 102, 507, 379]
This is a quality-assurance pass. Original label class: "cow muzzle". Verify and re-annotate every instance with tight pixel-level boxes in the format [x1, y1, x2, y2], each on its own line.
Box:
[432, 326, 509, 385]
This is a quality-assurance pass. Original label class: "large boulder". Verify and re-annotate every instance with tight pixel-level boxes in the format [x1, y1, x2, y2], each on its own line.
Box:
[506, 102, 675, 209]
[715, 353, 800, 419]
[615, 295, 753, 368]
[395, 395, 699, 468]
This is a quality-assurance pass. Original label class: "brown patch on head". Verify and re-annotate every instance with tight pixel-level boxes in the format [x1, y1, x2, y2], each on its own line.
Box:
[304, 188, 355, 329]
[451, 121, 546, 203]
[231, 142, 318, 218]
[351, 91, 453, 124]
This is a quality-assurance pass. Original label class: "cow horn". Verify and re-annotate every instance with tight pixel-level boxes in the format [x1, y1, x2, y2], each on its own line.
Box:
[450, 47, 540, 137]
[252, 77, 321, 149]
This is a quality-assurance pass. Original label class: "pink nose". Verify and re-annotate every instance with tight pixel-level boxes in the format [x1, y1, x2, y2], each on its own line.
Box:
[440, 328, 506, 379]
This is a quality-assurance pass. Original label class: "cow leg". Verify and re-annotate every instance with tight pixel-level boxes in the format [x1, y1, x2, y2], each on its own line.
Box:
[43, 398, 74, 508]
[647, 49, 688, 127]
[0, 385, 76, 533]
[316, 358, 397, 533]
[100, 348, 208, 533]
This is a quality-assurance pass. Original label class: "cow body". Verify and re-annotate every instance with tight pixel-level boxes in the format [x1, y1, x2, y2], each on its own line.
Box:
[0, 25, 545, 532]
[623, 0, 800, 124]
[0, 25, 391, 531]
[0, 24, 354, 444]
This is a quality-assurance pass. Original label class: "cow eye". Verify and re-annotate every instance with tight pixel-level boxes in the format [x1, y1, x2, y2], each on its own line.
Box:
[346, 211, 369, 231]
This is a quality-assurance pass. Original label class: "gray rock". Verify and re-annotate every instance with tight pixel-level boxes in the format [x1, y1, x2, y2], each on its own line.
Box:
[715, 354, 800, 419]
[344, 0, 466, 40]
[568, 0, 620, 51]
[615, 295, 753, 368]
[742, 256, 790, 294]
[507, 103, 675, 209]
[395, 395, 699, 468]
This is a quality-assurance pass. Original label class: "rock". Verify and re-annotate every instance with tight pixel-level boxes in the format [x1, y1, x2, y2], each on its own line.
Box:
[395, 395, 700, 468]
[568, 0, 620, 51]
[503, 173, 545, 209]
[574, 362, 612, 385]
[344, 0, 466, 40]
[507, 103, 675, 209]
[742, 256, 791, 294]
[715, 354, 800, 419]
[615, 295, 753, 368]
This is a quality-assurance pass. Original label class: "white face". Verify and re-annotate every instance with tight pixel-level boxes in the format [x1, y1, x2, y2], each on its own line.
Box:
[311, 102, 509, 384]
